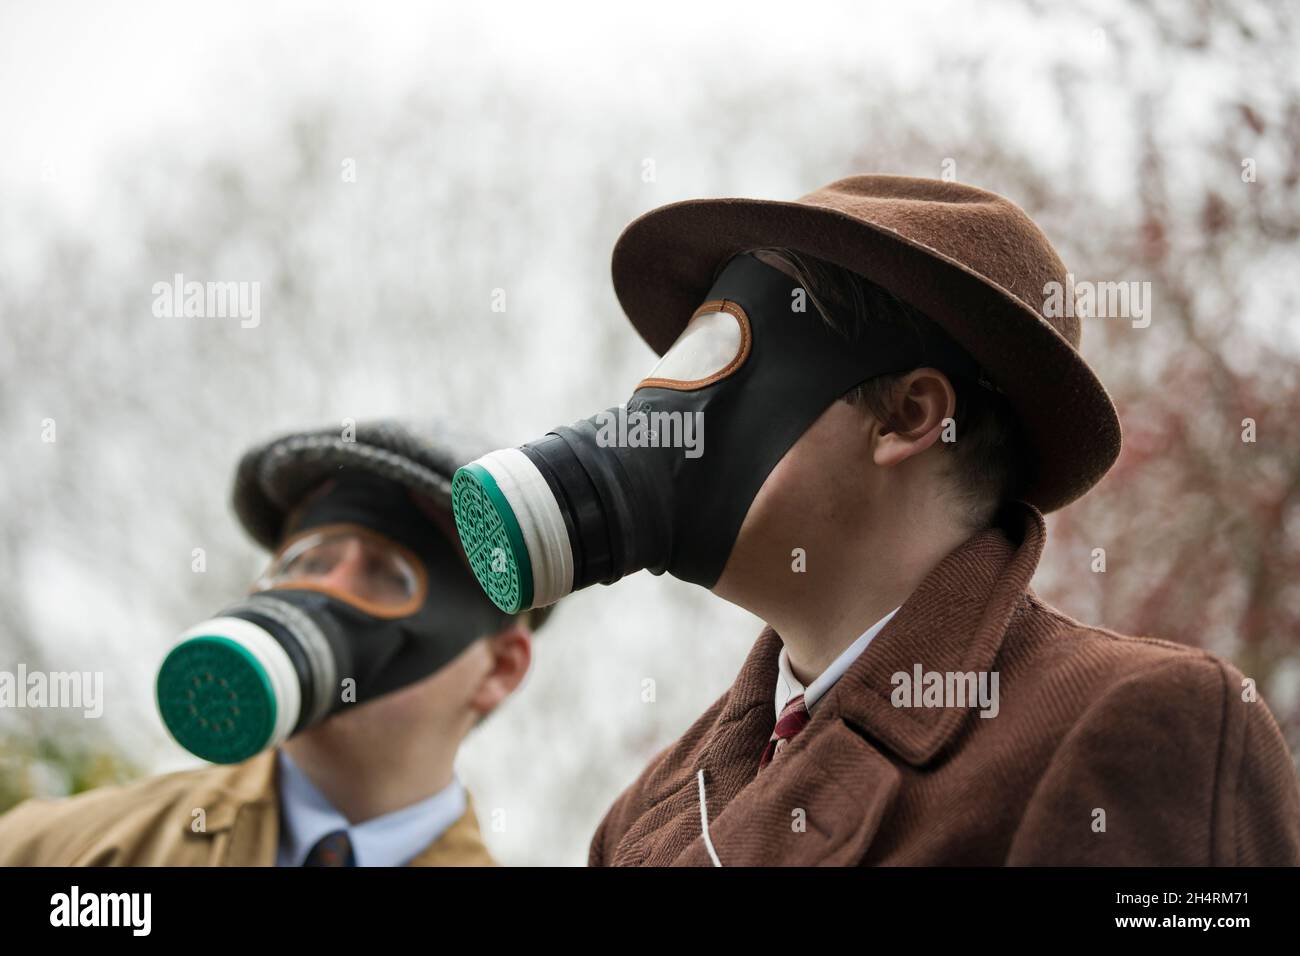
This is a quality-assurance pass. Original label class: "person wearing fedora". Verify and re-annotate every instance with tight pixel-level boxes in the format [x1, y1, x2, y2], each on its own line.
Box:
[0, 420, 553, 866]
[449, 175, 1300, 866]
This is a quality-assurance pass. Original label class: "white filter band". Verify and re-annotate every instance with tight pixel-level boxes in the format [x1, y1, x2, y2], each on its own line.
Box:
[475, 447, 575, 609]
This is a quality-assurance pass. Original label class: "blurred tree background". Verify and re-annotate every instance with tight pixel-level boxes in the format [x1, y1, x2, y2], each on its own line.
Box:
[1, 0, 1296, 862]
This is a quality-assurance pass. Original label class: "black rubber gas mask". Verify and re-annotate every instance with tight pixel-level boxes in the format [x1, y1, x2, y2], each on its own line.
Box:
[157, 473, 510, 763]
[450, 252, 983, 613]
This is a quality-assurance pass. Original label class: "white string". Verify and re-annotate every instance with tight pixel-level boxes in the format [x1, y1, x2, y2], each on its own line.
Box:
[697, 768, 723, 867]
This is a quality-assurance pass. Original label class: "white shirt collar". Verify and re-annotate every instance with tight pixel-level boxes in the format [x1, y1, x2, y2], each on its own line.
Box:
[274, 749, 467, 867]
[776, 606, 901, 718]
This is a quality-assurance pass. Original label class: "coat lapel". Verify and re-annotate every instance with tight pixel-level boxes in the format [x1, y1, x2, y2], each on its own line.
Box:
[673, 719, 901, 866]
[408, 799, 496, 866]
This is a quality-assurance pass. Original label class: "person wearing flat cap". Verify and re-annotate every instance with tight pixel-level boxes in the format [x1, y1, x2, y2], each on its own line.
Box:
[451, 174, 1300, 866]
[0, 420, 553, 866]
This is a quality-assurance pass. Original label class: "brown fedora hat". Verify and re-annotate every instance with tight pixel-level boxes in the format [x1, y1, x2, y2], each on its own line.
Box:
[610, 174, 1121, 513]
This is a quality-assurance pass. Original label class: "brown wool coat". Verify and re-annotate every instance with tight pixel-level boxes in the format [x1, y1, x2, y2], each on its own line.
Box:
[0, 749, 495, 866]
[590, 503, 1300, 866]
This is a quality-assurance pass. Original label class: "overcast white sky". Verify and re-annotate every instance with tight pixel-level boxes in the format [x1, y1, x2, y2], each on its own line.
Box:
[0, 0, 1170, 213]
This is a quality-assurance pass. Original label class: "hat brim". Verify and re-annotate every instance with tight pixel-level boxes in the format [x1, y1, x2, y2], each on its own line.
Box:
[610, 196, 1121, 513]
[232, 432, 457, 553]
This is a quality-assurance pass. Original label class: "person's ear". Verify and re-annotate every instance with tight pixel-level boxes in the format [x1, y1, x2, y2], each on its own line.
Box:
[467, 622, 533, 719]
[871, 368, 957, 469]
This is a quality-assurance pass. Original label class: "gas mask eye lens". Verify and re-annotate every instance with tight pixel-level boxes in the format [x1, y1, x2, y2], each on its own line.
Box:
[638, 301, 749, 389]
[257, 527, 422, 611]
[281, 537, 346, 577]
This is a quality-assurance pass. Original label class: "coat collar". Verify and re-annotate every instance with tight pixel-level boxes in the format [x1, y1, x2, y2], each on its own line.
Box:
[407, 798, 495, 866]
[715, 500, 1045, 766]
[182, 748, 495, 866]
[181, 749, 279, 865]
[668, 501, 1046, 866]
[187, 748, 279, 834]
[818, 499, 1046, 766]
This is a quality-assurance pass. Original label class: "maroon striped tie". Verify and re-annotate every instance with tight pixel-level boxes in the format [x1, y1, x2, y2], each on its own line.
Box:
[759, 693, 811, 770]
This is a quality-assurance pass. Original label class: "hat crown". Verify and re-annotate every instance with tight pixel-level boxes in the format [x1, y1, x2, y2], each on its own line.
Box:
[798, 175, 1078, 348]
[232, 419, 494, 552]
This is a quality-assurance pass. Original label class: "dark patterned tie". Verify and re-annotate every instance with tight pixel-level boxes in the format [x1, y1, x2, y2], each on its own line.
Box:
[303, 829, 356, 867]
[759, 693, 811, 770]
